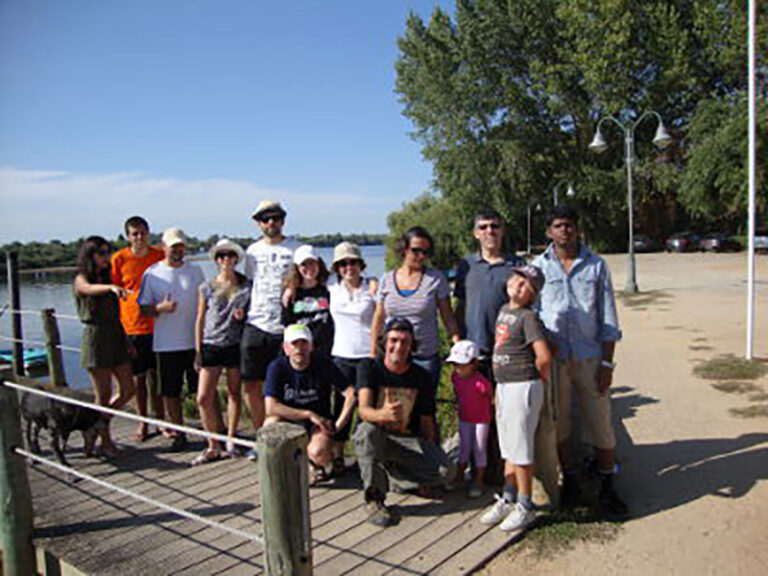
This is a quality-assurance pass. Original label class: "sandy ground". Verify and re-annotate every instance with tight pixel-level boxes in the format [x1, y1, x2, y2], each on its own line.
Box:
[482, 252, 768, 576]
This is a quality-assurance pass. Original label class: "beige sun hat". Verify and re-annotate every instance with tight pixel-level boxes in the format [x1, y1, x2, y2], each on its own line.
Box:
[332, 241, 363, 265]
[251, 199, 287, 221]
[161, 227, 186, 247]
[209, 238, 244, 262]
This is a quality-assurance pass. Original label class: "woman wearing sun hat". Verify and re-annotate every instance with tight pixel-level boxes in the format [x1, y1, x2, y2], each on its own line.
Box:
[192, 238, 251, 465]
[327, 241, 377, 474]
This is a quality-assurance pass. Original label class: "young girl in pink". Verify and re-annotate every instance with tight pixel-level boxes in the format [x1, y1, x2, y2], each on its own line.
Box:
[448, 339, 493, 498]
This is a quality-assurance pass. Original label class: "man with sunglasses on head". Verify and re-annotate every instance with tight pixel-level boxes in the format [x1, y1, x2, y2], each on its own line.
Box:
[241, 200, 300, 454]
[454, 209, 525, 376]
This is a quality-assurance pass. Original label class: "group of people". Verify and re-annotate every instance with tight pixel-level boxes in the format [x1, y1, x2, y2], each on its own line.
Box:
[72, 197, 626, 532]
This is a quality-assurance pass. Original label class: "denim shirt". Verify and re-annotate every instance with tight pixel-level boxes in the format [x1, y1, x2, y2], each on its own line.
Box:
[533, 244, 621, 361]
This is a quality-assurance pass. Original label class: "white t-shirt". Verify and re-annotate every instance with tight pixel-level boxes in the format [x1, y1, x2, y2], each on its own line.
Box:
[137, 261, 205, 352]
[244, 237, 300, 334]
[328, 277, 376, 359]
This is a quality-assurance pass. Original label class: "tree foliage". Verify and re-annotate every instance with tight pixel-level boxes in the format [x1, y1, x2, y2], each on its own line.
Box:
[393, 0, 765, 252]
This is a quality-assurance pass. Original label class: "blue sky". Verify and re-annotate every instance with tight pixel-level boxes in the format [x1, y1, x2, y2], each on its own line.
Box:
[0, 1, 450, 243]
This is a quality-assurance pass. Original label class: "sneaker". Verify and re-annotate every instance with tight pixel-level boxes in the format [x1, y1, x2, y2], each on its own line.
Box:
[364, 499, 398, 527]
[598, 484, 628, 518]
[467, 485, 484, 499]
[245, 448, 259, 461]
[170, 433, 187, 452]
[499, 502, 536, 532]
[480, 494, 513, 525]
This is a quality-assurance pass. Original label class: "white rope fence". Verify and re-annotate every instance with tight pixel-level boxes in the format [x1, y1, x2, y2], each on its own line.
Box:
[1, 380, 257, 450]
[4, 308, 80, 322]
[15, 447, 264, 545]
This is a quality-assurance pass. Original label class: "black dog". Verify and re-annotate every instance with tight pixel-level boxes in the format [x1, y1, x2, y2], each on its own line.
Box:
[20, 385, 105, 467]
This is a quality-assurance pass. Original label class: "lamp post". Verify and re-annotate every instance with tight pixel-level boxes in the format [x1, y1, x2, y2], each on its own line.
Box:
[553, 181, 576, 206]
[589, 111, 672, 293]
[527, 202, 541, 255]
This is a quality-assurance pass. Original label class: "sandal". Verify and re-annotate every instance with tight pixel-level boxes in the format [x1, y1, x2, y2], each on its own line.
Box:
[331, 457, 345, 478]
[309, 463, 331, 486]
[190, 448, 221, 467]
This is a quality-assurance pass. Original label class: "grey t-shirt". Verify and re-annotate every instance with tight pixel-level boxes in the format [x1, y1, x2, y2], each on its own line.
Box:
[200, 275, 252, 347]
[376, 267, 450, 358]
[492, 305, 546, 383]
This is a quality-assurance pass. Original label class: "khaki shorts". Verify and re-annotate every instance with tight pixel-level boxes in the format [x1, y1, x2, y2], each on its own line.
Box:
[554, 357, 616, 450]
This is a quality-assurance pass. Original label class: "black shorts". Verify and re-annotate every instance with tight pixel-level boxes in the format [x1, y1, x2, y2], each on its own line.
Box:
[240, 324, 283, 381]
[157, 350, 198, 398]
[200, 343, 240, 369]
[332, 357, 362, 442]
[129, 334, 155, 375]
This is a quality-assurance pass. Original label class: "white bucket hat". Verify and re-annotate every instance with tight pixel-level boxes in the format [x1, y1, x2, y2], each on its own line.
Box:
[209, 238, 244, 262]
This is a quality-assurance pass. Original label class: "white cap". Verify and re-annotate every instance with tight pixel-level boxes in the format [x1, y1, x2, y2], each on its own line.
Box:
[293, 245, 318, 265]
[446, 340, 480, 365]
[161, 227, 186, 247]
[284, 324, 313, 344]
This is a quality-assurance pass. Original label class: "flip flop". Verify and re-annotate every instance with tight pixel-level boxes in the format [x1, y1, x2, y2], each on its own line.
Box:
[309, 463, 331, 486]
[190, 448, 222, 467]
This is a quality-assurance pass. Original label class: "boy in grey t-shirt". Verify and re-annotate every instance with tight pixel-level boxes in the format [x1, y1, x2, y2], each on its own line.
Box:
[481, 265, 552, 533]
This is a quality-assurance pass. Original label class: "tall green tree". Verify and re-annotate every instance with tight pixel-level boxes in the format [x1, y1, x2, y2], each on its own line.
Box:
[393, 0, 763, 250]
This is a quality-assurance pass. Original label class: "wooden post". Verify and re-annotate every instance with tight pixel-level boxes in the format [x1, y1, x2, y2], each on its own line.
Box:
[256, 422, 312, 576]
[40, 309, 67, 387]
[0, 370, 37, 576]
[5, 252, 24, 378]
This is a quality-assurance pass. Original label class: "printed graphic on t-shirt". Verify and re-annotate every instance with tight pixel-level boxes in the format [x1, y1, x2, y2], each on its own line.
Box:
[375, 387, 417, 433]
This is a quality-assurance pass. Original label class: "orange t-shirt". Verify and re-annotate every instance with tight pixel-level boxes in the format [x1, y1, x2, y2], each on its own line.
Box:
[111, 246, 165, 335]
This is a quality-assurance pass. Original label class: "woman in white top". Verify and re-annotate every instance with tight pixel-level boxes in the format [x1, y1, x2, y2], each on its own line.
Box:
[328, 241, 376, 475]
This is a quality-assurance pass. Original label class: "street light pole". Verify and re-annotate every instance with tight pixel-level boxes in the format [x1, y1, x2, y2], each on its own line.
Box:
[589, 111, 672, 293]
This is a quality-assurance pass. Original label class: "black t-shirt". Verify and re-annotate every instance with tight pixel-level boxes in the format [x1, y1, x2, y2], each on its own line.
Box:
[356, 358, 434, 435]
[264, 353, 349, 419]
[281, 285, 335, 356]
[492, 305, 546, 383]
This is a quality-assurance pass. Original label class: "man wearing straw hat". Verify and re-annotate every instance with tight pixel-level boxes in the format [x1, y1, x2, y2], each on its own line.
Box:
[241, 200, 299, 453]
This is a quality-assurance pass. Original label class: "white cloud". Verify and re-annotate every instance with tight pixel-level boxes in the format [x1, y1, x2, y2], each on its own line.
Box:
[0, 166, 396, 243]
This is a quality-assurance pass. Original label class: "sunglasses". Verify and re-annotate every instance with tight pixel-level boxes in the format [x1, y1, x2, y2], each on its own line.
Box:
[337, 259, 361, 267]
[258, 213, 284, 224]
[409, 247, 431, 256]
[477, 223, 502, 231]
[215, 251, 238, 260]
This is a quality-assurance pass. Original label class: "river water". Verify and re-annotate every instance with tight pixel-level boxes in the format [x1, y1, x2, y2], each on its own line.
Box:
[0, 244, 386, 389]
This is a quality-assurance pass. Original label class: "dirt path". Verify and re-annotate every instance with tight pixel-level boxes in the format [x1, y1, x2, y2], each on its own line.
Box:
[482, 252, 768, 575]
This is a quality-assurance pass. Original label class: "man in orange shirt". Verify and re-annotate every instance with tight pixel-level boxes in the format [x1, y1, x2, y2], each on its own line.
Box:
[111, 216, 165, 441]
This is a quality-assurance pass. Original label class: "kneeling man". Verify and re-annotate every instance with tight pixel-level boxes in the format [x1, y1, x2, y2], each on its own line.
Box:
[355, 317, 454, 527]
[264, 324, 355, 477]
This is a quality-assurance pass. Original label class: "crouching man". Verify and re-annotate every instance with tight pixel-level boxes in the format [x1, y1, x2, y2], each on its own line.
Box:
[355, 317, 454, 527]
[264, 324, 356, 483]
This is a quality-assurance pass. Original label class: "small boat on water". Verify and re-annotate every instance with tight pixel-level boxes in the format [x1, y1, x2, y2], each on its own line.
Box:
[0, 347, 48, 369]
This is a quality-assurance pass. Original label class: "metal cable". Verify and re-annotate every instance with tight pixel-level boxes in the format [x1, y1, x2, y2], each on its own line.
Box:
[15, 447, 264, 545]
[0, 334, 81, 353]
[1, 380, 258, 451]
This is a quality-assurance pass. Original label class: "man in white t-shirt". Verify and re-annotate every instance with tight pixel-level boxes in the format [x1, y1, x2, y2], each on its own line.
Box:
[241, 200, 299, 443]
[138, 227, 205, 451]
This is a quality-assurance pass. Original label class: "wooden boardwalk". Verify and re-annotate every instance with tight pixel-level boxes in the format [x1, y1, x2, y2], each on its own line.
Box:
[27, 418, 517, 575]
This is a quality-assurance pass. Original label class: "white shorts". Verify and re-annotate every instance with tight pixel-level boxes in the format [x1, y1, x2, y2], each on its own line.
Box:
[495, 379, 544, 465]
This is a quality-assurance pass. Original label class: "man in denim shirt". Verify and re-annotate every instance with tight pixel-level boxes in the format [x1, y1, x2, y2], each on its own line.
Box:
[533, 205, 627, 517]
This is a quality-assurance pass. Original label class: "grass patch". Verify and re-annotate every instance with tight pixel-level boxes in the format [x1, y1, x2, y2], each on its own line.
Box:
[748, 392, 768, 402]
[616, 290, 671, 308]
[711, 381, 761, 394]
[693, 354, 767, 381]
[520, 508, 621, 557]
[729, 405, 768, 419]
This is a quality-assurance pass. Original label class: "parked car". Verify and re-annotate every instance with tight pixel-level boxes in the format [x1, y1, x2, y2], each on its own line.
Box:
[665, 232, 701, 252]
[756, 229, 768, 254]
[633, 234, 660, 253]
[699, 232, 741, 252]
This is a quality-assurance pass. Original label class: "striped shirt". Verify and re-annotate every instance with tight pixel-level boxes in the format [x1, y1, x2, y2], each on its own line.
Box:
[375, 268, 450, 357]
